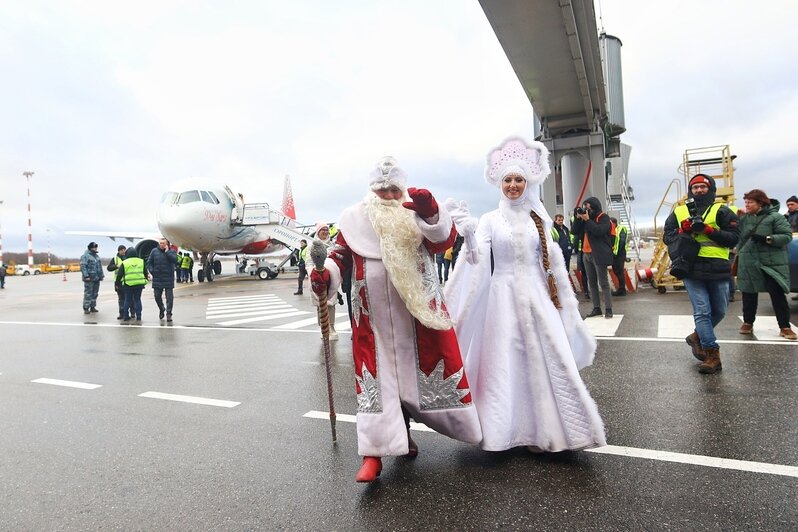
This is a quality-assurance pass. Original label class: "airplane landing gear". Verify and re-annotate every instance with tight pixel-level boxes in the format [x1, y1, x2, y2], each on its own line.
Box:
[198, 252, 215, 282]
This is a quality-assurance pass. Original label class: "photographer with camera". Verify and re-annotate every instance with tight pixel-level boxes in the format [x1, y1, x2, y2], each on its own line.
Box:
[663, 174, 739, 373]
[572, 197, 615, 318]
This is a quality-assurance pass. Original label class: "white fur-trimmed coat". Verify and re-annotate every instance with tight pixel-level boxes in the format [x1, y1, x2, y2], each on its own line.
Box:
[444, 208, 606, 452]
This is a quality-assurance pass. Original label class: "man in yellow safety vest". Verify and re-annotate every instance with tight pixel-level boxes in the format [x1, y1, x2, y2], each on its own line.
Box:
[663, 173, 739, 374]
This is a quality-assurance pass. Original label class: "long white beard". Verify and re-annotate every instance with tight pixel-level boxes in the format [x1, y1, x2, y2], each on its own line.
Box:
[365, 195, 452, 330]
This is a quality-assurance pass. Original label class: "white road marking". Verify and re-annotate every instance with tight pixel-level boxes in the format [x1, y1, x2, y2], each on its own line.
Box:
[207, 294, 280, 302]
[206, 306, 293, 319]
[206, 301, 286, 311]
[657, 315, 697, 338]
[138, 391, 240, 408]
[216, 310, 310, 326]
[737, 316, 797, 341]
[0, 321, 792, 345]
[583, 314, 623, 337]
[31, 377, 102, 390]
[273, 312, 349, 331]
[586, 445, 798, 478]
[303, 410, 434, 432]
[302, 411, 798, 478]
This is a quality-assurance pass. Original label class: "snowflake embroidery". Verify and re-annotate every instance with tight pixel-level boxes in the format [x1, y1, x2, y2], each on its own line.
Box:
[419, 252, 446, 314]
[355, 362, 382, 413]
[417, 360, 470, 410]
[350, 276, 369, 327]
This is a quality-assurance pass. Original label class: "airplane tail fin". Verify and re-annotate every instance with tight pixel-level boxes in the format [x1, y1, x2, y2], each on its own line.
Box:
[281, 174, 296, 221]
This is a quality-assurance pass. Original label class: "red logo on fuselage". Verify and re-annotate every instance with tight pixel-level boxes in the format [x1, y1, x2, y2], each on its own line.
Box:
[203, 210, 227, 223]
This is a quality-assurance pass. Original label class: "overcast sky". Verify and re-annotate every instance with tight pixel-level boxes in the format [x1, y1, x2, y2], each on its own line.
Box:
[1, 0, 797, 258]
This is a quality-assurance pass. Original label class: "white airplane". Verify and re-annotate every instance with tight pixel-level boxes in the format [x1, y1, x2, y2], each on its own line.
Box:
[69, 176, 315, 282]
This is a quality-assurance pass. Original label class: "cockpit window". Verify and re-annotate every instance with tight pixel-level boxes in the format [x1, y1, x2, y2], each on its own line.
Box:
[207, 191, 221, 204]
[200, 190, 219, 204]
[177, 190, 201, 204]
[161, 192, 179, 205]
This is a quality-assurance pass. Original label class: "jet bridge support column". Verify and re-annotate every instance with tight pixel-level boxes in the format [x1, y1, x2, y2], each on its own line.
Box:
[543, 132, 607, 215]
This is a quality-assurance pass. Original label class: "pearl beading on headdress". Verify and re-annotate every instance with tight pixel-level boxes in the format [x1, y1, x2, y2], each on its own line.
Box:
[485, 137, 551, 187]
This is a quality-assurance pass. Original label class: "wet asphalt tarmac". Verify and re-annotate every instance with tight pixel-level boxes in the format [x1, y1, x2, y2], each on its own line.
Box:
[0, 271, 796, 530]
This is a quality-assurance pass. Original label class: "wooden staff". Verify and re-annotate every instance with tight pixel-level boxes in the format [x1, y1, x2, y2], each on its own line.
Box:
[310, 240, 337, 442]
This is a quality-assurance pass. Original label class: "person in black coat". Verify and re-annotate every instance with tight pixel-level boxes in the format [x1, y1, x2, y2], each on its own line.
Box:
[572, 197, 614, 318]
[147, 237, 179, 321]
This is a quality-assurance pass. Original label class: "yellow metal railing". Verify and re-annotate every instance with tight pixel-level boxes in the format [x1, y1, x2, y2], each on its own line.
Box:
[647, 145, 737, 293]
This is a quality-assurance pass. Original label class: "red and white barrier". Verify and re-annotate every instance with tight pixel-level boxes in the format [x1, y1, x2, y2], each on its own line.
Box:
[637, 267, 657, 282]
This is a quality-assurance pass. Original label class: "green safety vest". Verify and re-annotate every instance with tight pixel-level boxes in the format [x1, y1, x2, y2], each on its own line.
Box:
[299, 246, 309, 263]
[114, 255, 124, 281]
[122, 257, 147, 287]
[674, 202, 729, 260]
[613, 226, 628, 255]
[181, 255, 191, 269]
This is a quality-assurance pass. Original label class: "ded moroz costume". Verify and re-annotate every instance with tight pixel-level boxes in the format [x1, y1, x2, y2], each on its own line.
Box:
[311, 157, 481, 482]
[444, 137, 606, 452]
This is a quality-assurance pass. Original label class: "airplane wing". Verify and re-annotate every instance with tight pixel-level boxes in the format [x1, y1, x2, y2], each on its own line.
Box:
[65, 230, 162, 243]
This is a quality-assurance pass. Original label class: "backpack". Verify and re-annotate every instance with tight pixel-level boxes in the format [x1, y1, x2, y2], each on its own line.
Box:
[596, 212, 616, 244]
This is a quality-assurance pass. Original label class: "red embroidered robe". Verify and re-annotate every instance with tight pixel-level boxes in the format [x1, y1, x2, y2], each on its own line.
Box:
[323, 202, 482, 456]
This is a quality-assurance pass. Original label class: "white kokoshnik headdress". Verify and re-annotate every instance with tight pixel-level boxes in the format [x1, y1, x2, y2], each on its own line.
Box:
[487, 136, 552, 226]
[369, 156, 408, 191]
[485, 136, 551, 187]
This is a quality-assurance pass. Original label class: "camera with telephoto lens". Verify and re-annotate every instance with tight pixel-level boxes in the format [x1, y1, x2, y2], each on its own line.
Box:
[684, 198, 705, 233]
[575, 206, 587, 215]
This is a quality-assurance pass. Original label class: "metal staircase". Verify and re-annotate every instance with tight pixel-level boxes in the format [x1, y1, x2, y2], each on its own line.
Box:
[606, 144, 641, 260]
[646, 145, 737, 293]
[237, 203, 317, 249]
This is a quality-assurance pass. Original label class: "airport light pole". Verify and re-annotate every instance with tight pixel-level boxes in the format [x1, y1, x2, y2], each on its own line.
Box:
[46, 228, 51, 268]
[0, 199, 4, 267]
[23, 171, 34, 266]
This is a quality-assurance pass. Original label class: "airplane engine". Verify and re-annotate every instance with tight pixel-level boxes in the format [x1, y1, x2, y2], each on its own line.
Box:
[135, 239, 159, 262]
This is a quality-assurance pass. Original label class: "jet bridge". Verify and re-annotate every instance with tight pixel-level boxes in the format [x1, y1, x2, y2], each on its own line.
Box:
[479, 0, 631, 222]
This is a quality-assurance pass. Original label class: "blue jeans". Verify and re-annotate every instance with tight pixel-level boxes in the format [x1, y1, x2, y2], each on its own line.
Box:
[683, 277, 729, 349]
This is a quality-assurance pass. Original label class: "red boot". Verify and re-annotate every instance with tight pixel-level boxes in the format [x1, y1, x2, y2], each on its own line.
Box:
[355, 456, 382, 483]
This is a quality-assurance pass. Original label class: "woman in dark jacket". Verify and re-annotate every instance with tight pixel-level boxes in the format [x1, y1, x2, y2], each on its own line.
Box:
[737, 189, 795, 340]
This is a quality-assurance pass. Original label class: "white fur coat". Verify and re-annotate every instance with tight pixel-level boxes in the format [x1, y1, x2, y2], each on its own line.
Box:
[444, 208, 606, 452]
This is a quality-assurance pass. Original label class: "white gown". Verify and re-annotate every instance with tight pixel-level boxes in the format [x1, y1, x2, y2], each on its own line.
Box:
[445, 206, 606, 452]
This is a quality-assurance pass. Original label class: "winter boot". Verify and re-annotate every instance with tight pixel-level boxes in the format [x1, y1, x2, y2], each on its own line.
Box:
[355, 456, 382, 482]
[685, 331, 706, 361]
[698, 347, 722, 374]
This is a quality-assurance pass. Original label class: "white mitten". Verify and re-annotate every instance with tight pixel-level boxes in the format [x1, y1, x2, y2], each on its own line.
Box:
[445, 198, 480, 264]
[444, 198, 478, 236]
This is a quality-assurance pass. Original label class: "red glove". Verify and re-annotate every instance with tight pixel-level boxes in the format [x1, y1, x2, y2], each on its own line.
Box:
[680, 219, 693, 233]
[310, 268, 330, 297]
[702, 224, 714, 235]
[402, 187, 438, 219]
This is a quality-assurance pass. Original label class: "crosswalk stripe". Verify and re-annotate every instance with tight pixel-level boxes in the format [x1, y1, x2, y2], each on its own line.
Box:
[206, 307, 296, 320]
[205, 303, 294, 316]
[657, 315, 696, 338]
[583, 314, 623, 337]
[206, 301, 288, 311]
[302, 411, 798, 477]
[217, 310, 311, 326]
[738, 316, 797, 341]
[207, 295, 279, 302]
